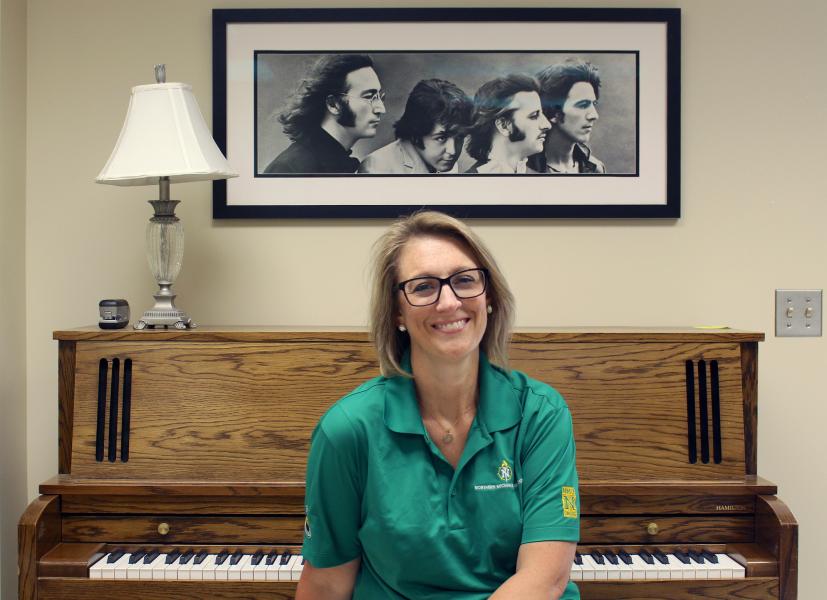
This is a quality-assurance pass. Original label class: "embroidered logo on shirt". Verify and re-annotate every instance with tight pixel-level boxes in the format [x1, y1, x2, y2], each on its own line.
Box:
[562, 486, 578, 518]
[497, 459, 513, 482]
[304, 506, 312, 538]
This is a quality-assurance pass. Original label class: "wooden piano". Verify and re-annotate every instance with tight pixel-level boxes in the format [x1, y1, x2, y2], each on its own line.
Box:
[19, 327, 797, 599]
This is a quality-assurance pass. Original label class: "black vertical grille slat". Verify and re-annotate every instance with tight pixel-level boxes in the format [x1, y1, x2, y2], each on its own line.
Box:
[685, 360, 697, 463]
[711, 360, 722, 463]
[96, 359, 108, 462]
[121, 359, 132, 462]
[698, 360, 710, 463]
[108, 358, 120, 463]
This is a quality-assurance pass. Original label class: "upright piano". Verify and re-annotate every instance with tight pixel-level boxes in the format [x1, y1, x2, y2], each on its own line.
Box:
[19, 327, 797, 599]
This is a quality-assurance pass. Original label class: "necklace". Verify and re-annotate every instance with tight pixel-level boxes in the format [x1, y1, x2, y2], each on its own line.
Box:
[426, 404, 476, 445]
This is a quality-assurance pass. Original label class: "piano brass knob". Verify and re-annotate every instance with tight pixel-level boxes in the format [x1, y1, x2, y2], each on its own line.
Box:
[157, 522, 170, 536]
[646, 522, 659, 535]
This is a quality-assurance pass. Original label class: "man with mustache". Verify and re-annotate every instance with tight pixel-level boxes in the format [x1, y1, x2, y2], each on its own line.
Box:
[264, 54, 385, 174]
[359, 79, 472, 174]
[531, 59, 605, 174]
[464, 74, 550, 174]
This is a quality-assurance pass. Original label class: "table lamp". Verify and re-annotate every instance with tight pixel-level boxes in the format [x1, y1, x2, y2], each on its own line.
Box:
[96, 65, 236, 329]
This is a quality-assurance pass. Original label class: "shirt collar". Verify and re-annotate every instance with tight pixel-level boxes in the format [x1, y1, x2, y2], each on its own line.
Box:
[383, 350, 522, 436]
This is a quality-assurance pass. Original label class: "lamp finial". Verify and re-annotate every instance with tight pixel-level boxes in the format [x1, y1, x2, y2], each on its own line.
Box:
[154, 64, 166, 84]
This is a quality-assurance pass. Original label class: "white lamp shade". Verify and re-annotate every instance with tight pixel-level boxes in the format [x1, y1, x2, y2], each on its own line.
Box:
[96, 82, 237, 186]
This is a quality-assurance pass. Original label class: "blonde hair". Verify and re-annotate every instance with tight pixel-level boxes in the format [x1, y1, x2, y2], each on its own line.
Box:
[369, 211, 515, 377]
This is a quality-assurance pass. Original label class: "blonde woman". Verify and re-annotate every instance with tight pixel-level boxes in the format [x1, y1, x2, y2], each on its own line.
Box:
[297, 211, 580, 600]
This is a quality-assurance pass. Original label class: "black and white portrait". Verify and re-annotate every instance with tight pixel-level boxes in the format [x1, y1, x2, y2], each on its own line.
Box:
[255, 52, 637, 176]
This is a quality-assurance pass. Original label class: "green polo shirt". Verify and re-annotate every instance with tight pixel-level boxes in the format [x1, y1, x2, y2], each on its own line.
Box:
[303, 352, 580, 599]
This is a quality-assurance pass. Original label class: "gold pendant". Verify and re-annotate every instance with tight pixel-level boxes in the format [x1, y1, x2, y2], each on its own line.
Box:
[442, 432, 454, 444]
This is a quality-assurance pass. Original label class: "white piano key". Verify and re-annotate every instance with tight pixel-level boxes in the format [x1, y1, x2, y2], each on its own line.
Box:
[214, 554, 233, 580]
[569, 558, 582, 581]
[628, 554, 651, 580]
[228, 554, 252, 580]
[241, 554, 262, 580]
[610, 556, 634, 580]
[138, 553, 163, 580]
[187, 553, 212, 580]
[253, 554, 272, 580]
[199, 554, 220, 580]
[114, 553, 134, 579]
[161, 554, 183, 580]
[717, 554, 746, 578]
[89, 553, 109, 579]
[278, 555, 300, 581]
[581, 554, 608, 580]
[291, 556, 305, 581]
[151, 554, 170, 580]
[177, 554, 197, 580]
[265, 554, 285, 581]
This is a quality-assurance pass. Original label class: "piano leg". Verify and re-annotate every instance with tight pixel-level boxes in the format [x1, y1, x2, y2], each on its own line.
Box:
[756, 495, 798, 600]
[18, 495, 61, 600]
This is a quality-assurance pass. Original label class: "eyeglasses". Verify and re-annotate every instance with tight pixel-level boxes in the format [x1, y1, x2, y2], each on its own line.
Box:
[397, 268, 489, 307]
[336, 90, 386, 107]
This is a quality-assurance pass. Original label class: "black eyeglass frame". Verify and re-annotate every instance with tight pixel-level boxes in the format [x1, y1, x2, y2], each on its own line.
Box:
[396, 268, 490, 307]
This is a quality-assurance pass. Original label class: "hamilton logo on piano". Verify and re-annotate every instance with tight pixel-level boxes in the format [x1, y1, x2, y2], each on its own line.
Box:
[497, 459, 513, 482]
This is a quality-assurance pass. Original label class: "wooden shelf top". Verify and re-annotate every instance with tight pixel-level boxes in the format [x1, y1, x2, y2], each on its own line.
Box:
[54, 326, 764, 343]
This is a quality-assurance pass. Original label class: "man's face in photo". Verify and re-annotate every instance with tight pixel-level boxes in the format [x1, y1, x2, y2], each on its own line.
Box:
[336, 66, 385, 139]
[505, 91, 550, 159]
[554, 81, 599, 144]
[416, 123, 464, 172]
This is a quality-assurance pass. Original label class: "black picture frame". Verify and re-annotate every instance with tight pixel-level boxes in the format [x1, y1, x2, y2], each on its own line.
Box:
[212, 8, 680, 219]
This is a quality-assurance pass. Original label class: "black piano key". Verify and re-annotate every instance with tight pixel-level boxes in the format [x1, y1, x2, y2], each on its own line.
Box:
[143, 550, 160, 564]
[701, 550, 719, 564]
[128, 550, 147, 564]
[194, 550, 209, 564]
[674, 551, 691, 564]
[573, 552, 583, 566]
[653, 550, 669, 565]
[179, 550, 195, 564]
[165, 549, 181, 564]
[251, 550, 264, 566]
[215, 550, 230, 565]
[280, 551, 293, 565]
[603, 550, 619, 565]
[230, 550, 244, 565]
[639, 550, 654, 565]
[688, 550, 705, 564]
[589, 550, 605, 565]
[301, 557, 306, 565]
[617, 550, 633, 565]
[106, 550, 125, 563]
[266, 550, 279, 565]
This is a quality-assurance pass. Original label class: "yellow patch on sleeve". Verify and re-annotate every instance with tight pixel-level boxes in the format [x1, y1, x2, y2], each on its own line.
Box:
[562, 486, 578, 518]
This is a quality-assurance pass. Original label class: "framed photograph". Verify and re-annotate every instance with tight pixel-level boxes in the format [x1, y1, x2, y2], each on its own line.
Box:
[213, 8, 680, 219]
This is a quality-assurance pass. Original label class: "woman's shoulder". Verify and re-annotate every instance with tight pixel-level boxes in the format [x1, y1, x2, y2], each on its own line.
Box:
[315, 375, 388, 442]
[501, 366, 570, 415]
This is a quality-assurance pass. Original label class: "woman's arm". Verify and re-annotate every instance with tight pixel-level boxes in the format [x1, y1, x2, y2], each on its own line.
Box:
[295, 557, 361, 600]
[489, 541, 576, 600]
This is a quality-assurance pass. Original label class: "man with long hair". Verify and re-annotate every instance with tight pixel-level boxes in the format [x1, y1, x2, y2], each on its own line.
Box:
[359, 79, 472, 174]
[464, 74, 550, 174]
[264, 54, 385, 174]
[531, 59, 605, 174]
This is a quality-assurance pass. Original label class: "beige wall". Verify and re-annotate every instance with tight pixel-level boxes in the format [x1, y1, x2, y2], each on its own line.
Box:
[0, 0, 26, 597]
[19, 0, 826, 597]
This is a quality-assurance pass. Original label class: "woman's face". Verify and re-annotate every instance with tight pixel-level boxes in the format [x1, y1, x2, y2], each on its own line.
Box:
[396, 236, 489, 368]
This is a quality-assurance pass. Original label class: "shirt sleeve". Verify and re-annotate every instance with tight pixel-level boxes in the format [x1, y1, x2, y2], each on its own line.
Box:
[519, 389, 580, 544]
[302, 407, 364, 567]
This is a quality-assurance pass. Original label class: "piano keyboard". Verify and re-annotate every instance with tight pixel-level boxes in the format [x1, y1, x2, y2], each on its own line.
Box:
[571, 549, 746, 581]
[89, 549, 305, 581]
[89, 548, 746, 582]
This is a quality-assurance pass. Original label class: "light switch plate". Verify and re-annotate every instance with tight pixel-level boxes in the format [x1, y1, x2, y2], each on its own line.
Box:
[775, 289, 822, 337]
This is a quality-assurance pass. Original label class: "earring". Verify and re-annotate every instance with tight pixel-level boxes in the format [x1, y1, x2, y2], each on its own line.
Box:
[487, 305, 493, 314]
[398, 324, 407, 332]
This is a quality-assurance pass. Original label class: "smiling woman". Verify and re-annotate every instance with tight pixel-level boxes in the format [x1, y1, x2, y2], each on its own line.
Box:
[296, 211, 582, 600]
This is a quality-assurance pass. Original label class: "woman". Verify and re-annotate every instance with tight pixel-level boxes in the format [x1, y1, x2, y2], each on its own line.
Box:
[297, 211, 580, 599]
